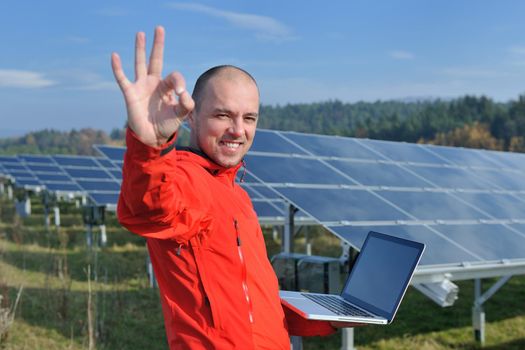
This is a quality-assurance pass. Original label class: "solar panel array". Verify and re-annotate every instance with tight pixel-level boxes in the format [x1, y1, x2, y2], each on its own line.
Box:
[2, 128, 525, 270]
[244, 130, 525, 268]
[0, 154, 121, 208]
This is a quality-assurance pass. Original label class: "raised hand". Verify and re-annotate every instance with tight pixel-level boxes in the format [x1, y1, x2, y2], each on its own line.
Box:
[111, 26, 195, 147]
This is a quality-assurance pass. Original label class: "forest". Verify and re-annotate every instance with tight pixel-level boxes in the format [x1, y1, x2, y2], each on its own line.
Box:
[1, 94, 524, 155]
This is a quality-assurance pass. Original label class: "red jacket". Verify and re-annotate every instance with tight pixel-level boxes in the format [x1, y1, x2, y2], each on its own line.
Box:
[118, 129, 291, 349]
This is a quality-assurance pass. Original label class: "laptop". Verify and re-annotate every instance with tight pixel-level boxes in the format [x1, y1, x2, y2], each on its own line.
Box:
[280, 231, 425, 325]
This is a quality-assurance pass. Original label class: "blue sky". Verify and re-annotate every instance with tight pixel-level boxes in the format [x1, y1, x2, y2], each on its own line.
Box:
[1, 1, 525, 137]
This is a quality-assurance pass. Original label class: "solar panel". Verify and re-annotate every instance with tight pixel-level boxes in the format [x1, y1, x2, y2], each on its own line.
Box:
[238, 129, 525, 272]
[52, 155, 100, 167]
[63, 168, 111, 179]
[86, 129, 525, 271]
[18, 154, 54, 164]
[88, 192, 120, 207]
[95, 145, 125, 161]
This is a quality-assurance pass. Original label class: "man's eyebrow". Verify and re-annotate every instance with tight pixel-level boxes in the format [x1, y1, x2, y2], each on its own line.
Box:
[213, 108, 233, 114]
[212, 108, 258, 118]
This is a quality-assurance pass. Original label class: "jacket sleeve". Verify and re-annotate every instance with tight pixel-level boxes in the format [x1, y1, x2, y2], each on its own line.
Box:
[117, 128, 213, 243]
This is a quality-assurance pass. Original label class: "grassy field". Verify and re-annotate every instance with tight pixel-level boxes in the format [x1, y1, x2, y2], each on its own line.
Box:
[0, 196, 524, 349]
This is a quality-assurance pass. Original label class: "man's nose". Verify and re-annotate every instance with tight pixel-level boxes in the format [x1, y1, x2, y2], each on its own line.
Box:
[228, 118, 244, 138]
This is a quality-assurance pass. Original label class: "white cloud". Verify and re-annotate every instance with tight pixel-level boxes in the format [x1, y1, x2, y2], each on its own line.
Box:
[167, 2, 295, 41]
[0, 69, 56, 88]
[388, 50, 415, 60]
[54, 69, 118, 91]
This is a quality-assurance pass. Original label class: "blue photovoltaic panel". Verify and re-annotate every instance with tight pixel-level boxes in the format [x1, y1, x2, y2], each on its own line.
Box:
[3, 164, 26, 171]
[277, 187, 410, 223]
[88, 192, 120, 206]
[252, 201, 285, 217]
[452, 192, 525, 220]
[405, 165, 492, 190]
[434, 224, 525, 261]
[328, 225, 479, 266]
[327, 160, 431, 188]
[378, 190, 490, 221]
[52, 155, 99, 167]
[26, 164, 62, 173]
[240, 129, 525, 269]
[64, 168, 111, 179]
[245, 155, 355, 185]
[95, 145, 125, 161]
[76, 180, 120, 192]
[481, 150, 525, 172]
[44, 183, 83, 192]
[470, 168, 525, 191]
[96, 158, 116, 169]
[358, 139, 446, 165]
[282, 132, 381, 160]
[424, 145, 501, 168]
[36, 174, 72, 182]
[250, 130, 308, 155]
[109, 170, 122, 180]
[15, 178, 41, 187]
[18, 155, 54, 164]
[0, 156, 19, 162]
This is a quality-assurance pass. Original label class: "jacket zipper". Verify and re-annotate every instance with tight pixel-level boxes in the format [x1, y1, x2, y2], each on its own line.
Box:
[234, 218, 254, 324]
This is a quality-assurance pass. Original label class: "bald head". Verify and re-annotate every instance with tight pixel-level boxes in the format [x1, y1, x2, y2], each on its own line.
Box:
[192, 65, 259, 112]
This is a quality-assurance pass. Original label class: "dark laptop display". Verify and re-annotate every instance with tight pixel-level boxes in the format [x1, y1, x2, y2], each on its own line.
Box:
[280, 231, 425, 324]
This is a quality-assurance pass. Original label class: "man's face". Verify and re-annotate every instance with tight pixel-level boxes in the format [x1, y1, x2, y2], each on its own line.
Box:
[189, 75, 259, 168]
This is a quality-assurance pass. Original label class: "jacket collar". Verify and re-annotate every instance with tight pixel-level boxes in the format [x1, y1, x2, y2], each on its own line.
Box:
[176, 147, 244, 185]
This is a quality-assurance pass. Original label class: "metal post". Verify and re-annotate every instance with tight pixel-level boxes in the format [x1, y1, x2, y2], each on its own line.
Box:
[99, 224, 107, 247]
[290, 336, 303, 350]
[53, 206, 60, 227]
[283, 203, 297, 254]
[473, 278, 485, 345]
[43, 194, 50, 229]
[146, 250, 157, 288]
[472, 275, 512, 345]
[86, 224, 93, 248]
[24, 195, 31, 215]
[342, 328, 356, 350]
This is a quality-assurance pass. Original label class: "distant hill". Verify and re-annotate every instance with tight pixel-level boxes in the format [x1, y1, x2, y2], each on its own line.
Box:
[1, 94, 524, 155]
[0, 128, 125, 156]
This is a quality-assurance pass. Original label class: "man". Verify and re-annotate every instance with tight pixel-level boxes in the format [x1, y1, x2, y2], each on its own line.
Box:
[112, 26, 336, 349]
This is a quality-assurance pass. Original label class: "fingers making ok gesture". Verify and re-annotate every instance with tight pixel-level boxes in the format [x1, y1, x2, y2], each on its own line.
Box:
[111, 26, 195, 147]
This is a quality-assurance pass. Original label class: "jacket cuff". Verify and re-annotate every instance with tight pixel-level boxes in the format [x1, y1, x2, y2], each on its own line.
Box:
[125, 128, 178, 160]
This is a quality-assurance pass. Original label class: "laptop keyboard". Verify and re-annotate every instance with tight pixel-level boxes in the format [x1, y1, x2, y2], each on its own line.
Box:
[302, 294, 374, 317]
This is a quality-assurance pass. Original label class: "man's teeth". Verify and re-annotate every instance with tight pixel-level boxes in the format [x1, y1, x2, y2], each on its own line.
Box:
[224, 142, 240, 149]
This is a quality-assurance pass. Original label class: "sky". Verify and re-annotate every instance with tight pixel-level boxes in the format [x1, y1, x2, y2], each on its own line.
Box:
[1, 0, 525, 137]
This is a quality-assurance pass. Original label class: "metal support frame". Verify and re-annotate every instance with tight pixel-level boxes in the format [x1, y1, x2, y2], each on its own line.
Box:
[53, 206, 61, 227]
[146, 250, 158, 288]
[99, 224, 107, 247]
[7, 184, 13, 200]
[283, 203, 298, 253]
[472, 275, 513, 345]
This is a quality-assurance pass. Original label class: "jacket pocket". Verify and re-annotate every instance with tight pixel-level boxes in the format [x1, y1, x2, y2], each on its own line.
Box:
[190, 236, 223, 330]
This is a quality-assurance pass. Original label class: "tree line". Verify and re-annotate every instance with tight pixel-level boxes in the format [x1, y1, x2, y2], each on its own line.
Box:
[1, 94, 524, 155]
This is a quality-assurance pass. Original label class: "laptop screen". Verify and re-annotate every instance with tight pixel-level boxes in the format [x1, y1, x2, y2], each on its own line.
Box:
[341, 231, 424, 320]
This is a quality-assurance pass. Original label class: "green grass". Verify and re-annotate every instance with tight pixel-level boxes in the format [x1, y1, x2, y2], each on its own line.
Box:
[1, 197, 525, 349]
